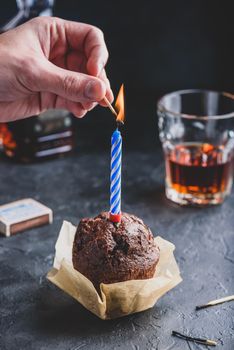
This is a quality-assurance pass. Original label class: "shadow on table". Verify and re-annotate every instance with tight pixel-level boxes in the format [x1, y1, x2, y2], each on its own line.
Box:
[126, 182, 225, 215]
[34, 282, 160, 339]
[124, 183, 188, 215]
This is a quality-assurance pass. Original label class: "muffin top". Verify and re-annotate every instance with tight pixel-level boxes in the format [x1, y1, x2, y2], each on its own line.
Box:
[72, 212, 160, 288]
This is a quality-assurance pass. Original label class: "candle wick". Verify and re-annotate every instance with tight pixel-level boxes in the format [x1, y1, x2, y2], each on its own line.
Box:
[116, 120, 124, 130]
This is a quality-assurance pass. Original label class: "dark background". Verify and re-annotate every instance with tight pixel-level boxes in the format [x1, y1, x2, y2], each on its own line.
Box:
[1, 4, 234, 349]
[1, 0, 234, 150]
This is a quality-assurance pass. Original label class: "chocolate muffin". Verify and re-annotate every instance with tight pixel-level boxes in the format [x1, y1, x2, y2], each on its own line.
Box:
[72, 212, 160, 289]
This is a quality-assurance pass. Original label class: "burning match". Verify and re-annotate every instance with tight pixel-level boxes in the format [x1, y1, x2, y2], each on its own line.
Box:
[103, 85, 125, 126]
[103, 96, 118, 117]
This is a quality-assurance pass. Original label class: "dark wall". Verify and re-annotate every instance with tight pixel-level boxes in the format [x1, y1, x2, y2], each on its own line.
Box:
[1, 1, 234, 150]
[57, 0, 234, 149]
[56, 1, 234, 91]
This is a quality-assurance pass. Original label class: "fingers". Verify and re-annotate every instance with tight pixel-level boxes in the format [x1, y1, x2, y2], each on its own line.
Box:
[65, 51, 87, 74]
[66, 101, 98, 118]
[28, 18, 114, 116]
[73, 22, 114, 102]
[48, 19, 109, 77]
[85, 27, 109, 76]
[83, 29, 114, 106]
[98, 69, 114, 107]
[83, 25, 108, 76]
[65, 101, 87, 118]
[37, 60, 107, 103]
[53, 95, 97, 118]
[81, 101, 97, 110]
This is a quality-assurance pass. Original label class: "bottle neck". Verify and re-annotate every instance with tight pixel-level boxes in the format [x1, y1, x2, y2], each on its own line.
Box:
[1, 0, 54, 32]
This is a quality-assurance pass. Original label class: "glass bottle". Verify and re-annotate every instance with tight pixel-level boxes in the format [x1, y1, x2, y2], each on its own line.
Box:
[0, 0, 76, 162]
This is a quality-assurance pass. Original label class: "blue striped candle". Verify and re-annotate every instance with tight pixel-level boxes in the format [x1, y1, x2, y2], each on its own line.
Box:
[110, 128, 122, 223]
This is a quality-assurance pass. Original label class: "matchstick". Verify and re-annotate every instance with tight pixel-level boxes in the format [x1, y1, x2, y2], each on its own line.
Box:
[172, 331, 217, 347]
[103, 96, 118, 117]
[196, 295, 234, 310]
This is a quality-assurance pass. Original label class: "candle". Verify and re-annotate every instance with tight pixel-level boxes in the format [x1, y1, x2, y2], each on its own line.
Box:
[110, 128, 122, 223]
[108, 84, 124, 223]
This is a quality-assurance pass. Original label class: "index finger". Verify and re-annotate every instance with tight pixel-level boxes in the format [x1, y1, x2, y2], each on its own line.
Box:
[84, 26, 109, 77]
[55, 19, 109, 77]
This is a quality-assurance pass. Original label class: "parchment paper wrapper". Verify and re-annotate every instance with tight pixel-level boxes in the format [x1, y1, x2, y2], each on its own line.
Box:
[47, 221, 182, 319]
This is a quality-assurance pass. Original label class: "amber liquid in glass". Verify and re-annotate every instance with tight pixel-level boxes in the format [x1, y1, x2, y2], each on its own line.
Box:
[165, 143, 233, 196]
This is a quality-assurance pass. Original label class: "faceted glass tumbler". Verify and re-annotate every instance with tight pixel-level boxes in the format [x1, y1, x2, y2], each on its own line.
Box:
[157, 90, 234, 206]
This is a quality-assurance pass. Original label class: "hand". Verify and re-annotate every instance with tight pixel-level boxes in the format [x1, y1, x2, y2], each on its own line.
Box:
[0, 17, 113, 122]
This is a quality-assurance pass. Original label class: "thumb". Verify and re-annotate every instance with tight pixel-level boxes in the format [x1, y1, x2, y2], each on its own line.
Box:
[37, 61, 106, 102]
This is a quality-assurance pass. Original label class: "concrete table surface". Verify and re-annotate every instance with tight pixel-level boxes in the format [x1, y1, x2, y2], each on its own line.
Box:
[0, 150, 234, 350]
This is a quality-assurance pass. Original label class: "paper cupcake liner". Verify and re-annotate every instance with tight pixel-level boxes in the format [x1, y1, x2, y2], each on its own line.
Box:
[47, 221, 182, 319]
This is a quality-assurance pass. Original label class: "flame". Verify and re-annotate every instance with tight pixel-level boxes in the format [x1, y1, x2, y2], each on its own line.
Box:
[115, 84, 125, 123]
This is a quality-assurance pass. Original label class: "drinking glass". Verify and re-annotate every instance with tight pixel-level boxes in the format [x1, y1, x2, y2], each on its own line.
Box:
[157, 90, 234, 205]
